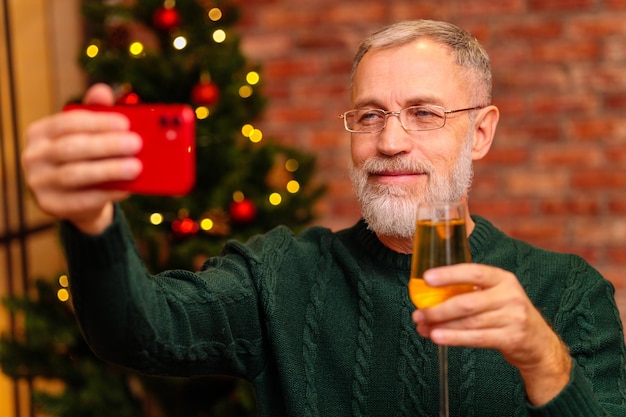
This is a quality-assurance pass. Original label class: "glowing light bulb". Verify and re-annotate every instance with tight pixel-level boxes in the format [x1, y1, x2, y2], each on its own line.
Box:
[241, 124, 254, 137]
[269, 193, 282, 206]
[200, 218, 214, 231]
[59, 274, 69, 287]
[208, 8, 222, 21]
[173, 36, 187, 50]
[195, 106, 210, 119]
[150, 213, 164, 225]
[285, 159, 299, 172]
[233, 191, 245, 202]
[213, 29, 226, 43]
[57, 288, 70, 302]
[246, 71, 260, 85]
[249, 129, 263, 143]
[129, 41, 144, 56]
[239, 85, 253, 98]
[86, 44, 99, 58]
[287, 180, 300, 193]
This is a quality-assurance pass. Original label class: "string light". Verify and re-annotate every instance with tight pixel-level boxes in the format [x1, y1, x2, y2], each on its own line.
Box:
[129, 41, 145, 57]
[233, 190, 245, 202]
[57, 274, 70, 302]
[208, 8, 222, 21]
[195, 106, 210, 119]
[150, 213, 164, 225]
[286, 180, 300, 193]
[285, 159, 299, 172]
[86, 44, 99, 58]
[239, 85, 253, 98]
[249, 128, 263, 143]
[246, 71, 260, 85]
[212, 29, 226, 43]
[173, 35, 187, 50]
[241, 124, 254, 137]
[200, 218, 214, 231]
[269, 193, 282, 206]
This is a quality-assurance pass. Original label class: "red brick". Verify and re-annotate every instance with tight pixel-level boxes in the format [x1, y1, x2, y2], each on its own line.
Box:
[566, 117, 626, 141]
[458, 0, 525, 16]
[496, 122, 561, 143]
[470, 198, 533, 217]
[608, 198, 626, 214]
[605, 147, 626, 164]
[572, 170, 626, 189]
[533, 146, 603, 167]
[540, 198, 599, 215]
[605, 0, 626, 9]
[529, 0, 595, 11]
[572, 65, 626, 91]
[492, 95, 526, 117]
[569, 15, 626, 37]
[572, 217, 626, 246]
[531, 40, 600, 63]
[530, 93, 598, 115]
[608, 247, 626, 265]
[494, 66, 568, 91]
[505, 171, 569, 196]
[263, 57, 324, 78]
[604, 93, 626, 110]
[481, 148, 529, 165]
[492, 19, 563, 40]
[505, 219, 567, 243]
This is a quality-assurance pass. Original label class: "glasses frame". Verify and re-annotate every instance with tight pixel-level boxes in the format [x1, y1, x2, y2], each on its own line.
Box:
[339, 105, 484, 133]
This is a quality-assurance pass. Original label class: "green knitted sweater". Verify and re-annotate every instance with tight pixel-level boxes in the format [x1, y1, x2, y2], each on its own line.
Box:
[61, 207, 626, 416]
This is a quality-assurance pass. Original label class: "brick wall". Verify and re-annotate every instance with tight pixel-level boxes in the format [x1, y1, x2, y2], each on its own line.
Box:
[232, 0, 626, 320]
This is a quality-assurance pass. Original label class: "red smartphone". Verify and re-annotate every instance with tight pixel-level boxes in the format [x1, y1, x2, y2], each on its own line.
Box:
[64, 103, 196, 196]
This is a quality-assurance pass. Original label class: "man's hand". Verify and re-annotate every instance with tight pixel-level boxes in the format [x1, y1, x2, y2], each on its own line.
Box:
[21, 83, 142, 235]
[411, 263, 572, 406]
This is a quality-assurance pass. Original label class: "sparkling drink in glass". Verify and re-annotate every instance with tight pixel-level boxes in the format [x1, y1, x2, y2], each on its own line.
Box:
[408, 201, 474, 417]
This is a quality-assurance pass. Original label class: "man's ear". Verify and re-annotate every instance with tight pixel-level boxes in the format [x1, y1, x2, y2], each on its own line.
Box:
[471, 105, 499, 161]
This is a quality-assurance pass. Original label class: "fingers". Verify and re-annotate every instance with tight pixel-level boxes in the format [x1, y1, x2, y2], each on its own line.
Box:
[423, 262, 507, 290]
[21, 88, 141, 233]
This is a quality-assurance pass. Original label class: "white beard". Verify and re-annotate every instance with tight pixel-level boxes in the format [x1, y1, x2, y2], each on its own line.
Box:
[350, 138, 474, 239]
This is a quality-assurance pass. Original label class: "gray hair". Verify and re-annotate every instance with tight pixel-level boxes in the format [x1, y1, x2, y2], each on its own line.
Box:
[351, 20, 492, 104]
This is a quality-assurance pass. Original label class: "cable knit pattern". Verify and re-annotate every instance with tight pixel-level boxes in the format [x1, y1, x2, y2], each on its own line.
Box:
[398, 300, 430, 417]
[351, 267, 374, 416]
[60, 209, 626, 417]
[458, 348, 476, 417]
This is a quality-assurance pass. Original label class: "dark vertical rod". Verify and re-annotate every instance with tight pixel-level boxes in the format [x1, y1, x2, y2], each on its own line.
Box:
[1, 0, 28, 415]
[0, 0, 20, 415]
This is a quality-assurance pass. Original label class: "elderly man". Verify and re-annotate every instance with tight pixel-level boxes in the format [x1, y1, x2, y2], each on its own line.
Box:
[21, 19, 626, 416]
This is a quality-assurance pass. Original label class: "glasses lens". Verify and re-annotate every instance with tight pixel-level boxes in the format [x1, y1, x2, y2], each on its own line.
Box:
[345, 109, 385, 132]
[401, 106, 445, 131]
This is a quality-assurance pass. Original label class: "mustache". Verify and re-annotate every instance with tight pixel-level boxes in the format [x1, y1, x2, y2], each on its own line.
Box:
[361, 156, 434, 175]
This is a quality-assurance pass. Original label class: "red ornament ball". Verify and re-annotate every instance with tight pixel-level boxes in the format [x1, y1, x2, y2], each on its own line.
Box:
[229, 199, 257, 224]
[116, 91, 140, 105]
[191, 81, 220, 106]
[153, 5, 181, 31]
[172, 217, 199, 235]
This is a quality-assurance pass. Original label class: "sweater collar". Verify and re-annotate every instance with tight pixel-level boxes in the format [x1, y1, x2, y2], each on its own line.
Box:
[351, 215, 497, 270]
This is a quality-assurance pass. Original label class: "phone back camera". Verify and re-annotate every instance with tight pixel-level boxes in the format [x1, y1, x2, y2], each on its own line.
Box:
[159, 115, 180, 140]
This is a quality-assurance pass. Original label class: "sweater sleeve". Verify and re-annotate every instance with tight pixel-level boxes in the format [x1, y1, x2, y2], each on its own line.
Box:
[528, 257, 626, 417]
[60, 205, 266, 380]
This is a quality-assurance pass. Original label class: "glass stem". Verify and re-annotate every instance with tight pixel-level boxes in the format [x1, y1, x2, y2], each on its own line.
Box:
[438, 345, 449, 417]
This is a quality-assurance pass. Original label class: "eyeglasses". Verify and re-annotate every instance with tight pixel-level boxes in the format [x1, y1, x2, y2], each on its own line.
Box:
[339, 105, 484, 133]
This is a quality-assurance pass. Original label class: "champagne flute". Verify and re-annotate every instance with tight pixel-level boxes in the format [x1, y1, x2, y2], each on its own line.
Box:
[408, 201, 474, 417]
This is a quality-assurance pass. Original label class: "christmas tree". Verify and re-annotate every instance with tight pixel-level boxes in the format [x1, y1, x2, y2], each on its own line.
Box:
[1, 0, 325, 415]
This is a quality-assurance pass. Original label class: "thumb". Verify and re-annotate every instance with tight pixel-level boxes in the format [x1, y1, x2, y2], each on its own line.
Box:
[83, 83, 115, 105]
